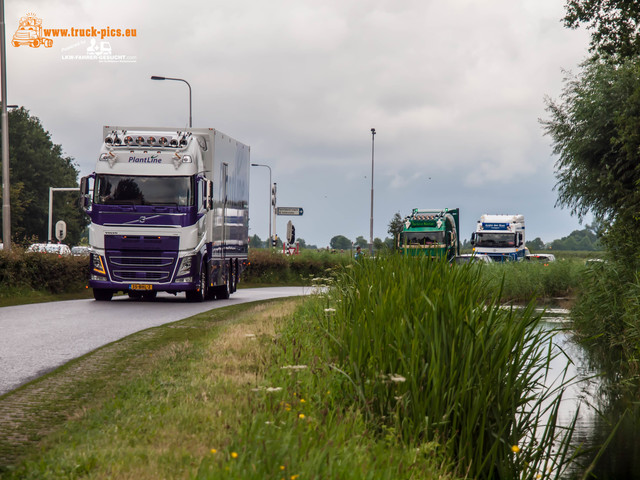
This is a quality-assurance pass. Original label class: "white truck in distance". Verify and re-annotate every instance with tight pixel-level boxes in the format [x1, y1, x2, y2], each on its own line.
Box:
[80, 126, 250, 301]
[471, 214, 525, 262]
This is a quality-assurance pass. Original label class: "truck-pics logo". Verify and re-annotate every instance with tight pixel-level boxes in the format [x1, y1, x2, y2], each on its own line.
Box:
[12, 12, 138, 63]
[12, 13, 52, 48]
[129, 155, 162, 164]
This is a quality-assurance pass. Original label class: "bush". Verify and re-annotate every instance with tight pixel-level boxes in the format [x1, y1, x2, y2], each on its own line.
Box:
[243, 249, 346, 284]
[0, 249, 88, 294]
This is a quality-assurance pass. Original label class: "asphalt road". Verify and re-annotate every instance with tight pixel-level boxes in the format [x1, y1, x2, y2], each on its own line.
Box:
[0, 286, 312, 396]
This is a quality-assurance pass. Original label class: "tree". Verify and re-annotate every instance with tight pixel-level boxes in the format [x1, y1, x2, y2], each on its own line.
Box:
[543, 57, 640, 224]
[526, 237, 545, 252]
[0, 107, 87, 244]
[249, 234, 263, 248]
[387, 212, 404, 250]
[549, 228, 602, 251]
[329, 235, 351, 250]
[354, 236, 368, 249]
[373, 237, 385, 251]
[564, 0, 640, 59]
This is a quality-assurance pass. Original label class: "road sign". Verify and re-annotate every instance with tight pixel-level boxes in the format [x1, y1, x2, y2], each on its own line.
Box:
[276, 207, 303, 216]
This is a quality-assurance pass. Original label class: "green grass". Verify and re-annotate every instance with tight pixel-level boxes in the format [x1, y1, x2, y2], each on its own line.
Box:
[0, 298, 458, 480]
[482, 259, 585, 304]
[303, 255, 578, 479]
[0, 254, 584, 479]
[0, 285, 94, 307]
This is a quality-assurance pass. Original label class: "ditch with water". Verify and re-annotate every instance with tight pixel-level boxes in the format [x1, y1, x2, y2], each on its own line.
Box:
[538, 306, 640, 479]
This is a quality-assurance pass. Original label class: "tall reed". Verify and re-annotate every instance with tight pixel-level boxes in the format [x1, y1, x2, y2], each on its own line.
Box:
[318, 255, 575, 479]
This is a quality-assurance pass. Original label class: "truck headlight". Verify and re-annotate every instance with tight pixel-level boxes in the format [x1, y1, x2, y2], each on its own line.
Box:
[177, 255, 193, 277]
[92, 254, 106, 275]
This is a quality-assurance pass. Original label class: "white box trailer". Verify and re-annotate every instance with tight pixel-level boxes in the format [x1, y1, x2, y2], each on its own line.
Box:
[80, 126, 250, 301]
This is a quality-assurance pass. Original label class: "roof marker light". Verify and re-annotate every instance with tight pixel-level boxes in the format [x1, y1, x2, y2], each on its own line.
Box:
[124, 136, 134, 146]
[147, 136, 156, 146]
[170, 139, 178, 147]
[136, 136, 145, 145]
[159, 137, 168, 146]
[105, 136, 113, 145]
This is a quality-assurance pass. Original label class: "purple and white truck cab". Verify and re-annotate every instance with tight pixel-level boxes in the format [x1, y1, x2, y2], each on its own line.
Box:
[80, 126, 250, 301]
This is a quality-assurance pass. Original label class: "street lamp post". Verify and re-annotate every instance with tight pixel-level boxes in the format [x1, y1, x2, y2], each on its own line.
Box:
[251, 163, 272, 247]
[150, 76, 192, 127]
[369, 128, 376, 256]
[1, 0, 10, 250]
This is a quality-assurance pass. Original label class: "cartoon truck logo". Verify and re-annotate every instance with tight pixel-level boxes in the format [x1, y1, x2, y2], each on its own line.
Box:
[12, 14, 53, 48]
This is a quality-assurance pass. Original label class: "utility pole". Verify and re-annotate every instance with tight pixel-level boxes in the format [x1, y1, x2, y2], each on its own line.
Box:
[369, 128, 376, 256]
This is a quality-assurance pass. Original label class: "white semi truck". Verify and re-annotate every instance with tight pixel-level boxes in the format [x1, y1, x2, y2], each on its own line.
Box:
[471, 214, 525, 262]
[80, 126, 250, 301]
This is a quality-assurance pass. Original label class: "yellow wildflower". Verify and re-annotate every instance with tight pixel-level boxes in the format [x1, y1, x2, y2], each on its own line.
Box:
[210, 449, 217, 454]
[280, 465, 286, 470]
[299, 413, 305, 419]
[231, 452, 238, 459]
[511, 445, 520, 453]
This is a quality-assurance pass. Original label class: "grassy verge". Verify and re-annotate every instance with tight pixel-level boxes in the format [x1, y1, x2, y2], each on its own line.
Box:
[0, 297, 456, 479]
[0, 286, 94, 307]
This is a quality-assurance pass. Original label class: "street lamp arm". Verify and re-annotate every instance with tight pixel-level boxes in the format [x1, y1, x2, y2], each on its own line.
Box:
[150, 75, 192, 128]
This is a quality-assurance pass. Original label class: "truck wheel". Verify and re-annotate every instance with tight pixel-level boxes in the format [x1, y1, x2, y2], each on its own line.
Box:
[94, 288, 113, 301]
[186, 262, 207, 302]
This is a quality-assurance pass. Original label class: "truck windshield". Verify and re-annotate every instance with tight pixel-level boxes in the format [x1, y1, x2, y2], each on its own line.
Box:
[475, 232, 516, 248]
[402, 231, 444, 245]
[94, 175, 195, 206]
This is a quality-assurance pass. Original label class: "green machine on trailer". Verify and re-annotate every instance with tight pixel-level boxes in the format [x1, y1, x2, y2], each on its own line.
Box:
[400, 208, 460, 261]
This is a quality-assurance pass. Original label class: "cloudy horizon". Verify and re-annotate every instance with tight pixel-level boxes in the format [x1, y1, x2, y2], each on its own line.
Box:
[5, 0, 592, 247]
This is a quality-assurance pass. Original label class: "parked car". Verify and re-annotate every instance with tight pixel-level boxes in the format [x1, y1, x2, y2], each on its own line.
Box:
[454, 253, 493, 264]
[27, 243, 71, 256]
[71, 246, 91, 256]
[525, 253, 556, 263]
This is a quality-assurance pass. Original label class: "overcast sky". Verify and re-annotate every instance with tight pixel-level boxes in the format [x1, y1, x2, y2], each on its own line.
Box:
[6, 0, 591, 247]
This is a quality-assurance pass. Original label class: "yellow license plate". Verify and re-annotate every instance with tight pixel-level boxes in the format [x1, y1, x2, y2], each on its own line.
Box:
[130, 284, 153, 291]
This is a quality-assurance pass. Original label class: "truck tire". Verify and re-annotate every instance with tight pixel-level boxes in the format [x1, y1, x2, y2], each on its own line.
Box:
[215, 260, 232, 299]
[93, 288, 113, 301]
[186, 261, 207, 302]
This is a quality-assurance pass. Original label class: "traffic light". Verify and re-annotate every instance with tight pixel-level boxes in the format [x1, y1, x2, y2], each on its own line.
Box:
[287, 220, 295, 244]
[272, 235, 278, 247]
[271, 183, 277, 207]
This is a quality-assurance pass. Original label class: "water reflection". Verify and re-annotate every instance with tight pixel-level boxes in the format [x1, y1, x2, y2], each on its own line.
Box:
[540, 308, 640, 479]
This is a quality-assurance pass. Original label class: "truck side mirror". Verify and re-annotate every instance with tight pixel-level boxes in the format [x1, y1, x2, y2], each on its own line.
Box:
[206, 180, 213, 210]
[518, 233, 523, 246]
[79, 176, 91, 211]
[470, 232, 476, 246]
